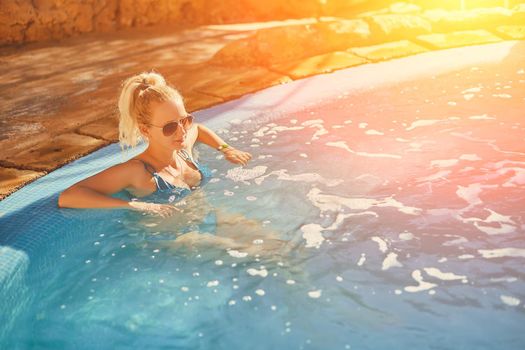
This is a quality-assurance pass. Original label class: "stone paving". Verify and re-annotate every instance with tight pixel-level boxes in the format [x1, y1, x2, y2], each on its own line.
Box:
[1, 3, 524, 199]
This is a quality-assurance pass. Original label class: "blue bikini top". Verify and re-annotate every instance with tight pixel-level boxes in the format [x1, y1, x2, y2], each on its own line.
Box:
[130, 149, 213, 204]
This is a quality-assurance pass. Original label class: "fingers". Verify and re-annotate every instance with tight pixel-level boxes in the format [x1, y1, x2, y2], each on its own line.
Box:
[225, 150, 252, 166]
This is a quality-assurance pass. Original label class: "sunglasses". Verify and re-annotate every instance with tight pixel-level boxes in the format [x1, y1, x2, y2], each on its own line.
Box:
[145, 114, 194, 136]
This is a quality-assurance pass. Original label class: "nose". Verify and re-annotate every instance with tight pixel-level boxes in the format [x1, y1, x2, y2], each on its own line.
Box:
[175, 121, 187, 138]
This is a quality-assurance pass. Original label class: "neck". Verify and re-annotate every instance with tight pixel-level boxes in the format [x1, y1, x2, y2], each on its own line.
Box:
[144, 143, 180, 168]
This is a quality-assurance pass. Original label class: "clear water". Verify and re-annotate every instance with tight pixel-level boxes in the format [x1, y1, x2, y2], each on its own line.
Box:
[1, 47, 525, 349]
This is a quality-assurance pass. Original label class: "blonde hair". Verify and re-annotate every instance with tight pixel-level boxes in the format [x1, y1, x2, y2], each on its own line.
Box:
[117, 71, 182, 149]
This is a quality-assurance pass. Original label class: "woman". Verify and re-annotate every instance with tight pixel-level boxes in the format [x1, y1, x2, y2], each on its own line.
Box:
[58, 71, 294, 258]
[58, 71, 252, 216]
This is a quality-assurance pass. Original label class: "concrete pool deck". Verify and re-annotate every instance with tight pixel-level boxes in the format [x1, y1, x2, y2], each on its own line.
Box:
[1, 3, 524, 199]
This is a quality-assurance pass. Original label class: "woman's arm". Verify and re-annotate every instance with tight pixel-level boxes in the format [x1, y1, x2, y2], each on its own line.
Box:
[196, 123, 252, 165]
[58, 161, 180, 217]
[58, 161, 142, 209]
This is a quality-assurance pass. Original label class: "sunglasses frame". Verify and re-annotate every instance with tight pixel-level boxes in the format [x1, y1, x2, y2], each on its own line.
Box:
[145, 114, 194, 137]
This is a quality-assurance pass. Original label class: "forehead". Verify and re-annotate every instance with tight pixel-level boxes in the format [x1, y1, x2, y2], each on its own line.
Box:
[150, 98, 186, 124]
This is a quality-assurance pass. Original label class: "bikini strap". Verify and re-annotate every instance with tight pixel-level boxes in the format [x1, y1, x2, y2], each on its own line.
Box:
[131, 158, 157, 176]
[177, 149, 199, 168]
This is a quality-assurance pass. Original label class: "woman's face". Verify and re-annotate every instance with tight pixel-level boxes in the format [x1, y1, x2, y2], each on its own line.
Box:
[143, 98, 190, 151]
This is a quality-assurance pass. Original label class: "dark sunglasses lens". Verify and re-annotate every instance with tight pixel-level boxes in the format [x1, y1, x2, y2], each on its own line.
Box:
[162, 122, 179, 136]
[182, 115, 193, 127]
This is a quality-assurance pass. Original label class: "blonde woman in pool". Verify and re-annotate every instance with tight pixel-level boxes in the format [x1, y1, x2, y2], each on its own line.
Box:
[58, 71, 290, 257]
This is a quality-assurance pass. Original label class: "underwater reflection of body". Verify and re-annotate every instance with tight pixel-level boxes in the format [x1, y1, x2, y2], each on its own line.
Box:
[123, 189, 294, 261]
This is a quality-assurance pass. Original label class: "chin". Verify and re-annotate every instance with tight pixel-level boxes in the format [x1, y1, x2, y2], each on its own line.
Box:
[172, 140, 186, 149]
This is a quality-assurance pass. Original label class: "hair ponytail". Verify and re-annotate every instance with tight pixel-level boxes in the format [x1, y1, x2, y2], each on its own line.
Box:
[117, 71, 182, 149]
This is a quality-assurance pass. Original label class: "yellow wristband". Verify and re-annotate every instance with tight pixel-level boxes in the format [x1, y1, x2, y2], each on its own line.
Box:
[217, 144, 230, 152]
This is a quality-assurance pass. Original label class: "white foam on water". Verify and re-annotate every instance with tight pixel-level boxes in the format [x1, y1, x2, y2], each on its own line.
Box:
[423, 267, 467, 281]
[431, 159, 459, 167]
[207, 280, 219, 287]
[302, 119, 324, 126]
[456, 183, 483, 207]
[478, 248, 525, 259]
[365, 129, 384, 135]
[404, 270, 437, 293]
[500, 295, 521, 306]
[382, 253, 402, 270]
[321, 212, 379, 233]
[308, 290, 322, 299]
[247, 267, 268, 278]
[473, 221, 514, 235]
[371, 236, 388, 253]
[497, 166, 525, 187]
[301, 119, 329, 141]
[460, 209, 516, 235]
[357, 253, 366, 266]
[491, 277, 517, 283]
[268, 125, 304, 134]
[227, 250, 248, 258]
[416, 170, 451, 182]
[255, 289, 265, 296]
[253, 169, 343, 187]
[492, 93, 512, 98]
[469, 114, 495, 120]
[301, 223, 325, 249]
[458, 254, 475, 260]
[253, 126, 269, 137]
[326, 141, 402, 159]
[442, 235, 468, 246]
[307, 187, 421, 215]
[398, 231, 415, 241]
[354, 173, 381, 182]
[226, 166, 268, 184]
[406, 119, 442, 131]
[286, 279, 296, 285]
[459, 154, 482, 161]
[461, 87, 482, 94]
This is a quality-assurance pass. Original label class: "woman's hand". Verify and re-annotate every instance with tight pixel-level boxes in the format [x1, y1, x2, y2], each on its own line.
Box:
[223, 148, 252, 166]
[128, 201, 182, 218]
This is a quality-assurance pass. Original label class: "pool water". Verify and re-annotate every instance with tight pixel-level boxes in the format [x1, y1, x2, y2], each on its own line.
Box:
[1, 42, 524, 349]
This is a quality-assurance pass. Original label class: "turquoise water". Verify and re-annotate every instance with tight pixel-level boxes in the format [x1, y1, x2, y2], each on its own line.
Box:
[1, 43, 525, 349]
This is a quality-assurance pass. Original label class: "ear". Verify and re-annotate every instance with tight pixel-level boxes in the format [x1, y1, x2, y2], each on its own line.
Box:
[138, 124, 150, 138]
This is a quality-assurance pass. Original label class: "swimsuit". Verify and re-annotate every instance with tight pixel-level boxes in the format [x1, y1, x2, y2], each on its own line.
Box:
[125, 149, 217, 237]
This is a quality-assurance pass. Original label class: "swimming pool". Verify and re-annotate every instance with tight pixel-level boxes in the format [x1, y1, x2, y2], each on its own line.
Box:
[1, 41, 524, 349]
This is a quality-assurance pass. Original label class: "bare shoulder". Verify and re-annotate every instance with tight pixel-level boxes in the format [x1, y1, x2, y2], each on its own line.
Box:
[65, 157, 151, 196]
